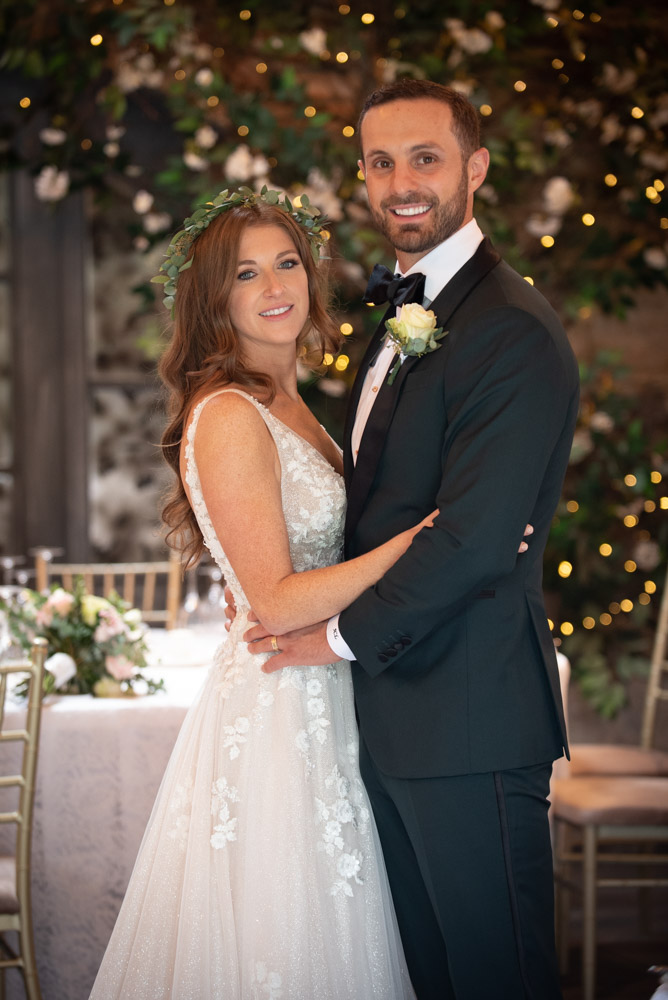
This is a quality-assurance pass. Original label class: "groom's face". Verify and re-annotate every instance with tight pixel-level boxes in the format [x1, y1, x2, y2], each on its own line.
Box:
[358, 98, 486, 266]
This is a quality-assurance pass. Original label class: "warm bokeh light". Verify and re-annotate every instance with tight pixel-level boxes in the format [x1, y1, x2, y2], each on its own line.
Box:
[604, 174, 617, 186]
[558, 561, 573, 578]
[90, 34, 103, 46]
[340, 323, 353, 336]
[560, 622, 574, 636]
[19, 97, 31, 108]
[624, 474, 637, 487]
[256, 63, 267, 74]
[174, 69, 186, 80]
[239, 9, 251, 20]
[335, 355, 350, 371]
[645, 580, 657, 594]
[650, 470, 663, 483]
[566, 500, 579, 512]
[624, 560, 637, 573]
[336, 51, 349, 63]
[547, 618, 554, 631]
[207, 96, 220, 107]
[361, 12, 375, 23]
[541, 235, 555, 248]
[304, 106, 316, 118]
[599, 543, 612, 557]
[523, 276, 534, 285]
[623, 514, 638, 527]
[599, 613, 612, 625]
[620, 599, 633, 612]
[323, 353, 334, 366]
[480, 105, 493, 116]
[514, 81, 526, 92]
[552, 59, 564, 69]
[609, 602, 621, 614]
[338, 3, 351, 12]
[237, 124, 249, 136]
[638, 593, 651, 605]
[660, 497, 668, 509]
[583, 617, 596, 630]
[631, 106, 644, 119]
[645, 500, 657, 513]
[342, 126, 355, 137]
[81, 138, 92, 150]
[582, 213, 595, 226]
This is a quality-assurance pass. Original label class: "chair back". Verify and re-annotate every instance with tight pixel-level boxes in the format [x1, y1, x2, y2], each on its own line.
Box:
[34, 551, 182, 629]
[641, 561, 668, 748]
[0, 638, 48, 914]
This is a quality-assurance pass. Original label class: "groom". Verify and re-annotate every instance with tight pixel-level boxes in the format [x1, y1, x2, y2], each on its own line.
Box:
[249, 79, 579, 998]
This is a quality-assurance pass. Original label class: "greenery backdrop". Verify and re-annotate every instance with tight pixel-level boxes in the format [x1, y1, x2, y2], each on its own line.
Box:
[2, 0, 667, 715]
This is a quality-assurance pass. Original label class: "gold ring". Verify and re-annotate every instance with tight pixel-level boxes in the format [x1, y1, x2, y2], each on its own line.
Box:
[270, 635, 280, 652]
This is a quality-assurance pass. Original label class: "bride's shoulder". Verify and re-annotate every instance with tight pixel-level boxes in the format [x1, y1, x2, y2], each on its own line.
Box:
[188, 385, 273, 452]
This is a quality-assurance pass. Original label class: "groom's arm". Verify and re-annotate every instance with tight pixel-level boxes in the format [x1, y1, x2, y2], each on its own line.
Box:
[336, 304, 578, 677]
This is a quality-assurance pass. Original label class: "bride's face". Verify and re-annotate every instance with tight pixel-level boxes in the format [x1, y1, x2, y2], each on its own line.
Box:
[229, 224, 310, 356]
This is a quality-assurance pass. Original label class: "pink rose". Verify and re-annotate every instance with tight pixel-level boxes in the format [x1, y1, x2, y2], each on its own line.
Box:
[105, 655, 135, 681]
[94, 607, 126, 643]
[46, 588, 75, 616]
[35, 605, 54, 627]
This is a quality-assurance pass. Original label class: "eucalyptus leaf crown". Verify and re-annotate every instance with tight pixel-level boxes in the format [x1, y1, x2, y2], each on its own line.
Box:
[151, 185, 330, 313]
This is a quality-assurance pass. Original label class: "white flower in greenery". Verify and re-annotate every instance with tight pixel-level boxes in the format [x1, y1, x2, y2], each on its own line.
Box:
[39, 127, 67, 146]
[224, 144, 269, 182]
[299, 27, 327, 56]
[529, 0, 559, 8]
[195, 67, 214, 87]
[103, 142, 120, 158]
[195, 124, 217, 149]
[183, 150, 208, 171]
[484, 10, 505, 29]
[124, 607, 142, 626]
[385, 303, 447, 384]
[45, 652, 77, 689]
[634, 539, 661, 572]
[143, 212, 172, 234]
[34, 166, 70, 202]
[544, 127, 572, 149]
[589, 411, 614, 433]
[316, 377, 346, 398]
[133, 189, 154, 214]
[643, 247, 667, 270]
[106, 124, 126, 141]
[543, 177, 574, 215]
[133, 235, 149, 252]
[600, 115, 623, 145]
[525, 214, 562, 238]
[446, 20, 493, 54]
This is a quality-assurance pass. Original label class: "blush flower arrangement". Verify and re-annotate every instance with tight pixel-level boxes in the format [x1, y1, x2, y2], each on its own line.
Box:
[0, 579, 164, 697]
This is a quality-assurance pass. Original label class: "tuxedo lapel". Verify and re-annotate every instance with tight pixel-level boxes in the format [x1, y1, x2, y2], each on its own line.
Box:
[344, 237, 502, 545]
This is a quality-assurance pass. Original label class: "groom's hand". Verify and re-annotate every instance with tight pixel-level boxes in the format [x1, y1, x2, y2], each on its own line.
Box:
[244, 620, 335, 672]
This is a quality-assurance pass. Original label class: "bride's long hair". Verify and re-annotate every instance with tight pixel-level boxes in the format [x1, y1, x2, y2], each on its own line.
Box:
[159, 201, 340, 567]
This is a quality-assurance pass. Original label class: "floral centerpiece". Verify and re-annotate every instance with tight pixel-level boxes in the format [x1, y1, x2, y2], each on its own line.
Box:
[0, 578, 164, 697]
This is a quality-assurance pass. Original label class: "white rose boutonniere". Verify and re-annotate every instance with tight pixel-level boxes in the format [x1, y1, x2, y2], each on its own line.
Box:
[385, 302, 448, 384]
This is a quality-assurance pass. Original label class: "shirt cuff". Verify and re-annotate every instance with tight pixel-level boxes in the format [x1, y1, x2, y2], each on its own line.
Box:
[326, 615, 356, 662]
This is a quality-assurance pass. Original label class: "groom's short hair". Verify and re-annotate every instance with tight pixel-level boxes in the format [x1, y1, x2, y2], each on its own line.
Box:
[357, 79, 481, 162]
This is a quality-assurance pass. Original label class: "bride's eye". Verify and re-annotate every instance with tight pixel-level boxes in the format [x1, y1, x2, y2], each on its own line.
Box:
[278, 258, 300, 270]
[237, 269, 256, 281]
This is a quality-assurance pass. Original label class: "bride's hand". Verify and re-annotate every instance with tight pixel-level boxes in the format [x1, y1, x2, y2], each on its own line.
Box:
[519, 523, 534, 553]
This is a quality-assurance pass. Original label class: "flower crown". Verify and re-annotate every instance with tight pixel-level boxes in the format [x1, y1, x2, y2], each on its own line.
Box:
[151, 185, 330, 314]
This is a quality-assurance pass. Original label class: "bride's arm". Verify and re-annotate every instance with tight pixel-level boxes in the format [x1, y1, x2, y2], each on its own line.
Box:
[193, 393, 426, 635]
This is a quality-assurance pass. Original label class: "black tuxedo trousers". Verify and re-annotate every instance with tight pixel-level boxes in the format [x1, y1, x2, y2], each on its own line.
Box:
[339, 240, 579, 998]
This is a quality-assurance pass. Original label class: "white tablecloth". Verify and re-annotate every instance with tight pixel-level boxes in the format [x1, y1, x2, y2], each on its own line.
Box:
[0, 626, 226, 1000]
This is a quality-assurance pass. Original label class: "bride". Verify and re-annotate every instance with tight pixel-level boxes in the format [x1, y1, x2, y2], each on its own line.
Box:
[89, 187, 426, 999]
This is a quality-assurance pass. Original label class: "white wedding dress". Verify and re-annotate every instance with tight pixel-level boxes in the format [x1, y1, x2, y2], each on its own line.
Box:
[90, 389, 414, 1000]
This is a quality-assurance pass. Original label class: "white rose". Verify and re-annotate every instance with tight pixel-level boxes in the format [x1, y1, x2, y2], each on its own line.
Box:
[543, 177, 574, 215]
[195, 124, 217, 149]
[45, 652, 77, 689]
[34, 166, 70, 202]
[39, 127, 67, 146]
[132, 189, 154, 214]
[195, 68, 214, 87]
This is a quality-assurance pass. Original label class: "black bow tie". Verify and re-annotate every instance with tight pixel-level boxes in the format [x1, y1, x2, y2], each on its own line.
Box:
[363, 264, 426, 309]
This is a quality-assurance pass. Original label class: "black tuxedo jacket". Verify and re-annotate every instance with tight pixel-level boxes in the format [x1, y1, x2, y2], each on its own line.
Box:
[338, 238, 580, 779]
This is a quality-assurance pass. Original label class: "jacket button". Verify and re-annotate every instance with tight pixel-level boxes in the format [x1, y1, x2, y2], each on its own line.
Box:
[378, 654, 388, 663]
[386, 648, 397, 657]
[400, 636, 412, 646]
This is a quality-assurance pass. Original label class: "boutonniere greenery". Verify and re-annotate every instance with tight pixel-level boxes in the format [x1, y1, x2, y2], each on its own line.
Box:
[385, 302, 448, 384]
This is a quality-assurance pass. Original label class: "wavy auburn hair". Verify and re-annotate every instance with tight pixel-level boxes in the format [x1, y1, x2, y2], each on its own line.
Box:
[159, 200, 340, 567]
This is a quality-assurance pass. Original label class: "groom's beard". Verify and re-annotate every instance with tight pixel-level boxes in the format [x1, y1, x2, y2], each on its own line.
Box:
[370, 167, 469, 257]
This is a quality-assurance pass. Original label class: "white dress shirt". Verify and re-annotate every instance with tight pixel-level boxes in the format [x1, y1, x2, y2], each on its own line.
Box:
[327, 219, 485, 661]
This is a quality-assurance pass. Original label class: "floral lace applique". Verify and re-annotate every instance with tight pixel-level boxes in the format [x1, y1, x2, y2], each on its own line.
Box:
[315, 765, 371, 896]
[253, 962, 283, 999]
[223, 716, 250, 760]
[210, 776, 240, 850]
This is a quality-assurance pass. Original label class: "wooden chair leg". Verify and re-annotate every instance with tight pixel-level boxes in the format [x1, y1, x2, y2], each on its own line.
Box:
[582, 824, 598, 1000]
[554, 818, 571, 974]
[20, 923, 42, 1000]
